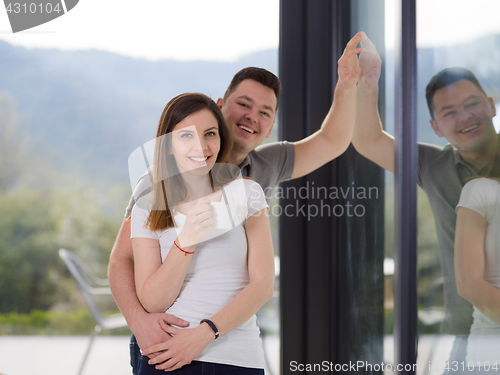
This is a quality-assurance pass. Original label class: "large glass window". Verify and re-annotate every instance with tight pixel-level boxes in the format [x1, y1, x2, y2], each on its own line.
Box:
[0, 2, 280, 374]
[8, 1, 500, 373]
[415, 1, 500, 373]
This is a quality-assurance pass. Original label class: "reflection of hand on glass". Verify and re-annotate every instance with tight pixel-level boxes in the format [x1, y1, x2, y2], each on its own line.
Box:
[352, 32, 394, 173]
[358, 32, 382, 88]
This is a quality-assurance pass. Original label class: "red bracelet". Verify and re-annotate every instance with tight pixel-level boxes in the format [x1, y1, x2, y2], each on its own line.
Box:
[174, 240, 194, 256]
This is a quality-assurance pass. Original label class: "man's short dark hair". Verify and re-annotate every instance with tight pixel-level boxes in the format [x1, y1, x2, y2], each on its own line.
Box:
[425, 67, 487, 119]
[223, 67, 282, 110]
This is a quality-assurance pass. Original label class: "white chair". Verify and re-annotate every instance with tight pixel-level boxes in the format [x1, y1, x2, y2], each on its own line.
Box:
[59, 248, 128, 375]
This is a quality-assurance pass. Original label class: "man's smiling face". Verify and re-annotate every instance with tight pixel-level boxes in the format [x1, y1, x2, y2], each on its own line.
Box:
[218, 79, 277, 155]
[430, 79, 497, 154]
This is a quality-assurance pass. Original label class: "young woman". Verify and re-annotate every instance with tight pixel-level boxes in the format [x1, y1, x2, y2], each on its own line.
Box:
[130, 93, 274, 374]
[455, 147, 500, 367]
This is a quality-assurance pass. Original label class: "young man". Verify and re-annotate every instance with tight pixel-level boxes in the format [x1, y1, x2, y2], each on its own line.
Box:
[352, 34, 499, 373]
[109, 33, 363, 372]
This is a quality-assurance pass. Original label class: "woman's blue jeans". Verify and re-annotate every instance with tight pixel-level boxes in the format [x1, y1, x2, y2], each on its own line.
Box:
[130, 334, 263, 375]
[139, 357, 264, 375]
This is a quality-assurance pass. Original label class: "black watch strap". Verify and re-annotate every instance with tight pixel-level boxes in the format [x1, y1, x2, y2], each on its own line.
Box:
[200, 319, 219, 339]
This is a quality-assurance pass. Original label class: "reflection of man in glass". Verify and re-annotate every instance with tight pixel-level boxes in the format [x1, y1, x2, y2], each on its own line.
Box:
[353, 33, 499, 373]
[109, 33, 363, 373]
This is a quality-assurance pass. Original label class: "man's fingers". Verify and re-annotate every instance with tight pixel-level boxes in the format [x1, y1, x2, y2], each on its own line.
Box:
[342, 47, 362, 59]
[159, 320, 181, 335]
[346, 31, 362, 48]
[154, 357, 180, 371]
[142, 339, 172, 357]
[148, 351, 161, 359]
[161, 314, 189, 327]
[148, 351, 172, 365]
[147, 349, 169, 360]
[343, 31, 362, 57]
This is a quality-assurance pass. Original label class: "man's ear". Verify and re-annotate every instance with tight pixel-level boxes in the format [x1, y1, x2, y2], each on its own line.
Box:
[430, 119, 444, 137]
[489, 97, 496, 117]
[216, 98, 224, 110]
[265, 120, 276, 138]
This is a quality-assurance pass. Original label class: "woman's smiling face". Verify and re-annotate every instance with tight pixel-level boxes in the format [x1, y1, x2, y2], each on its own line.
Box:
[169, 109, 221, 175]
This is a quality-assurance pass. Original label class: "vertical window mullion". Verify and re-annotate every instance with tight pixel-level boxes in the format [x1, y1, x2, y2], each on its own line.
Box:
[393, 0, 418, 373]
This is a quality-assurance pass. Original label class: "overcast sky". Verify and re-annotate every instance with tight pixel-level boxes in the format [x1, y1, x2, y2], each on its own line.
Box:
[0, 0, 280, 61]
[388, 0, 500, 49]
[1, 0, 500, 61]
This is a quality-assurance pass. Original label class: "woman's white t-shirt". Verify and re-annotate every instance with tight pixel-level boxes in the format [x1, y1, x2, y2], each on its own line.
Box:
[457, 177, 500, 365]
[131, 178, 268, 369]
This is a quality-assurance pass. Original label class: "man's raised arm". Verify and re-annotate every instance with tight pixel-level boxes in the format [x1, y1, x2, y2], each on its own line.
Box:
[291, 32, 362, 179]
[108, 219, 188, 354]
[352, 32, 395, 173]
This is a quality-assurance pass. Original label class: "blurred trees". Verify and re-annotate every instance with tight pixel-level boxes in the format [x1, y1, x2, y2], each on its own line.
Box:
[0, 189, 59, 312]
[0, 92, 127, 314]
[0, 187, 124, 313]
[0, 94, 27, 191]
[384, 182, 442, 305]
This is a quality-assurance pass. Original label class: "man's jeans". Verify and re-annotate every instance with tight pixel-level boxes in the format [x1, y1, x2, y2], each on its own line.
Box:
[130, 334, 141, 374]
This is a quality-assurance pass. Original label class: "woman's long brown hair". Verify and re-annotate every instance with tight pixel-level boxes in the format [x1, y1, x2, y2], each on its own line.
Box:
[145, 93, 233, 231]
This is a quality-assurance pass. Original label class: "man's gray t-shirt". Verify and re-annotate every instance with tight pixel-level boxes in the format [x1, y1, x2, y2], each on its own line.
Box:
[125, 141, 295, 218]
[418, 142, 490, 335]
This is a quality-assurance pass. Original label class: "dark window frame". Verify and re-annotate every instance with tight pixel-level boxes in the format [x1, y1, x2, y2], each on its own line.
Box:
[279, 1, 391, 373]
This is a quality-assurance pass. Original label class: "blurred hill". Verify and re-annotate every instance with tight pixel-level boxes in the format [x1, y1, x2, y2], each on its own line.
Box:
[0, 41, 278, 187]
[2, 33, 500, 188]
